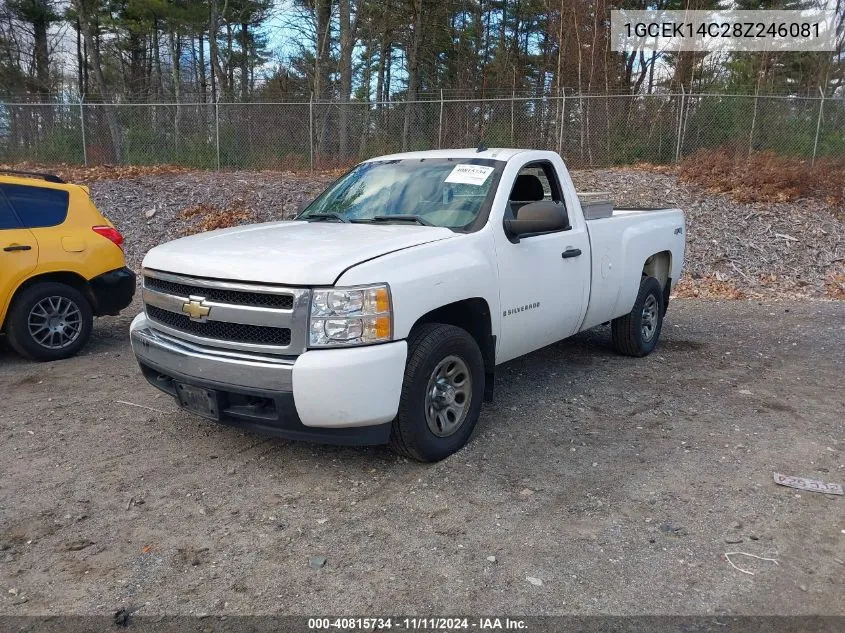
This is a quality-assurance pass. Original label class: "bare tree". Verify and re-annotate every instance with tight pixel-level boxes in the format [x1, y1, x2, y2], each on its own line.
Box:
[71, 0, 123, 162]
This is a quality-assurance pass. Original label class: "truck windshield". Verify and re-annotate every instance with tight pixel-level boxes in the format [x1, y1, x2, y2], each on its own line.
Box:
[298, 158, 503, 230]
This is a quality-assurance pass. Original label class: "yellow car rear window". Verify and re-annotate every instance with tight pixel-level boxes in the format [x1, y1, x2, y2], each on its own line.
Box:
[1, 184, 69, 228]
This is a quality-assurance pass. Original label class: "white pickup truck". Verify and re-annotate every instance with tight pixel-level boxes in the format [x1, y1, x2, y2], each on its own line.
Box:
[130, 149, 684, 461]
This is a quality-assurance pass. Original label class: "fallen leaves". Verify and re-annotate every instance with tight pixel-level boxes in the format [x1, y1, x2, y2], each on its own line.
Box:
[179, 200, 255, 235]
[673, 276, 747, 300]
[0, 161, 194, 184]
[824, 273, 845, 300]
[178, 203, 218, 220]
[630, 162, 679, 175]
[678, 149, 845, 206]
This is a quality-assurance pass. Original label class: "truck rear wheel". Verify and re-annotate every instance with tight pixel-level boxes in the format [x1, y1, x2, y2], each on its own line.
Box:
[6, 282, 93, 361]
[390, 323, 485, 462]
[611, 276, 664, 357]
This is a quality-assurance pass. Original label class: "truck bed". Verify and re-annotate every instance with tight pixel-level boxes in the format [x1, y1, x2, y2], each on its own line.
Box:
[584, 204, 678, 221]
[578, 192, 676, 221]
[609, 207, 678, 214]
[579, 206, 685, 332]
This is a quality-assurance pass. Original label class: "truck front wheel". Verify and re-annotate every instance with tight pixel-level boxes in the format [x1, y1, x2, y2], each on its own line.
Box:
[611, 276, 664, 357]
[390, 323, 485, 462]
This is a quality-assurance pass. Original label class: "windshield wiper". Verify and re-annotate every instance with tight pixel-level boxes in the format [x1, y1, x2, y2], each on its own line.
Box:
[371, 215, 433, 226]
[303, 212, 350, 223]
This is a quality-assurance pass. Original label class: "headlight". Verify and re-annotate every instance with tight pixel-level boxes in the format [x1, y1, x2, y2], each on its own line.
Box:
[309, 284, 392, 347]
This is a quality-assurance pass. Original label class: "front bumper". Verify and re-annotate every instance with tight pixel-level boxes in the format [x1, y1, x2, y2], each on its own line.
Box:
[90, 267, 136, 316]
[129, 313, 407, 446]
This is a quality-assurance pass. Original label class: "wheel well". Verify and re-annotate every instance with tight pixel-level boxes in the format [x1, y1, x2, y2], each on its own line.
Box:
[411, 298, 495, 400]
[9, 272, 94, 312]
[642, 251, 672, 289]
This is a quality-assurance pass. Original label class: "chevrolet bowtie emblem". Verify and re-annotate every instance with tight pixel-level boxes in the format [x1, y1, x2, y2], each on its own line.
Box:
[182, 297, 211, 321]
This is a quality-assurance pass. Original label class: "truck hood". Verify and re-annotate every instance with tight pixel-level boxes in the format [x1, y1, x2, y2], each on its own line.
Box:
[142, 221, 456, 285]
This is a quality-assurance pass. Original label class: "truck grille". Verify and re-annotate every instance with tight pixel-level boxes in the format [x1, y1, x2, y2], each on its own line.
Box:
[144, 276, 294, 310]
[146, 306, 292, 346]
[141, 269, 308, 355]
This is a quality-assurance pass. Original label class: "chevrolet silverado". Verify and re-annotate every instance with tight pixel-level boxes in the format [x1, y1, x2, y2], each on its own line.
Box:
[130, 149, 685, 461]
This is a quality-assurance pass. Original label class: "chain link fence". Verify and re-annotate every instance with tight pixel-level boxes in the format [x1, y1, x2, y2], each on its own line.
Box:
[1, 92, 842, 170]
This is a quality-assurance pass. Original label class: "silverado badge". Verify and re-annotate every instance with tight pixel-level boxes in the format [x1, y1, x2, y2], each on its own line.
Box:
[182, 297, 211, 321]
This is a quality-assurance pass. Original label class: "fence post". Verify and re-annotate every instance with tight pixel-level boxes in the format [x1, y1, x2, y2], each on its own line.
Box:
[811, 86, 825, 168]
[748, 90, 759, 157]
[309, 93, 315, 173]
[675, 85, 685, 163]
[79, 95, 88, 167]
[510, 88, 515, 146]
[557, 87, 566, 155]
[438, 89, 444, 150]
[214, 96, 221, 170]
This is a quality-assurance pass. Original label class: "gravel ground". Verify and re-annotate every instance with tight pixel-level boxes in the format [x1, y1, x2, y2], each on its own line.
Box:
[82, 166, 844, 298]
[1, 299, 843, 615]
[90, 170, 333, 269]
[573, 169, 844, 299]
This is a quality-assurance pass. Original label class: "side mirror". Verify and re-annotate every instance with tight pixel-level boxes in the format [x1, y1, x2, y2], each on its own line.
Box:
[504, 200, 570, 242]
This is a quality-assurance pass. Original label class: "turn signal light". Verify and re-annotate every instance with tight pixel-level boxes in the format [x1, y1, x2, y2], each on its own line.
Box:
[373, 315, 391, 339]
[374, 287, 390, 313]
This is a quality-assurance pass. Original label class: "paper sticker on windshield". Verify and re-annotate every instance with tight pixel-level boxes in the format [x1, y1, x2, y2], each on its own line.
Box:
[444, 164, 495, 186]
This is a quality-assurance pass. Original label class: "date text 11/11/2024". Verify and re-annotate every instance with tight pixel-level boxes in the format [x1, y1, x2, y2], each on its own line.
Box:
[307, 617, 529, 630]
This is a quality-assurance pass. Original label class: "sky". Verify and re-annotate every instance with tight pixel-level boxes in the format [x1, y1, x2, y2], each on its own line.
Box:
[265, 0, 313, 64]
[25, 0, 845, 99]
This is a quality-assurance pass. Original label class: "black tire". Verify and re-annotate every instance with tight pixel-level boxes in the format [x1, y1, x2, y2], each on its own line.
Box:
[6, 282, 93, 361]
[390, 323, 485, 462]
[611, 276, 664, 357]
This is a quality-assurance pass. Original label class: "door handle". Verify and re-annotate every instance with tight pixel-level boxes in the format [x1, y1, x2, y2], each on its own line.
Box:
[3, 244, 32, 252]
[561, 248, 582, 259]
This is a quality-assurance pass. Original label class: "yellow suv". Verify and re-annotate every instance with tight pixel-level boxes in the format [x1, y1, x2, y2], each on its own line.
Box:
[0, 169, 135, 361]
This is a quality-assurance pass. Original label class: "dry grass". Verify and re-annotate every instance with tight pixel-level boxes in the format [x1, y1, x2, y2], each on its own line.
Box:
[678, 150, 845, 207]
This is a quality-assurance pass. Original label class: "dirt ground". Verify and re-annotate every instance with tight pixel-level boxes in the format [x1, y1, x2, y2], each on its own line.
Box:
[1, 296, 842, 616]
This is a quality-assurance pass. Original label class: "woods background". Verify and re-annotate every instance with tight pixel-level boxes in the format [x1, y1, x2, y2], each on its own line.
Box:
[1, 0, 843, 168]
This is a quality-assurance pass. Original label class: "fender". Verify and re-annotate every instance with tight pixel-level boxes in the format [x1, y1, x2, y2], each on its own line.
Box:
[335, 229, 501, 342]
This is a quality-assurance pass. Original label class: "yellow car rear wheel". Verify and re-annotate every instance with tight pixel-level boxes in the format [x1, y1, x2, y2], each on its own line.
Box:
[6, 281, 93, 361]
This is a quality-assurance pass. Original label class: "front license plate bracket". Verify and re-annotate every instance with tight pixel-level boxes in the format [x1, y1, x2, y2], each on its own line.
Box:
[175, 383, 221, 421]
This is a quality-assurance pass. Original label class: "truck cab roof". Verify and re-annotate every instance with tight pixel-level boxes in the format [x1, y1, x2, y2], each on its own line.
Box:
[363, 148, 535, 163]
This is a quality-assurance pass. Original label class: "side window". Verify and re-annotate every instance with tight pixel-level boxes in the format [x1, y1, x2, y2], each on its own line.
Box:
[0, 193, 21, 230]
[0, 184, 69, 229]
[508, 161, 565, 216]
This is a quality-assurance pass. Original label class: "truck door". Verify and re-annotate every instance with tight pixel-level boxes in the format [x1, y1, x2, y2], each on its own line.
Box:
[493, 160, 590, 363]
